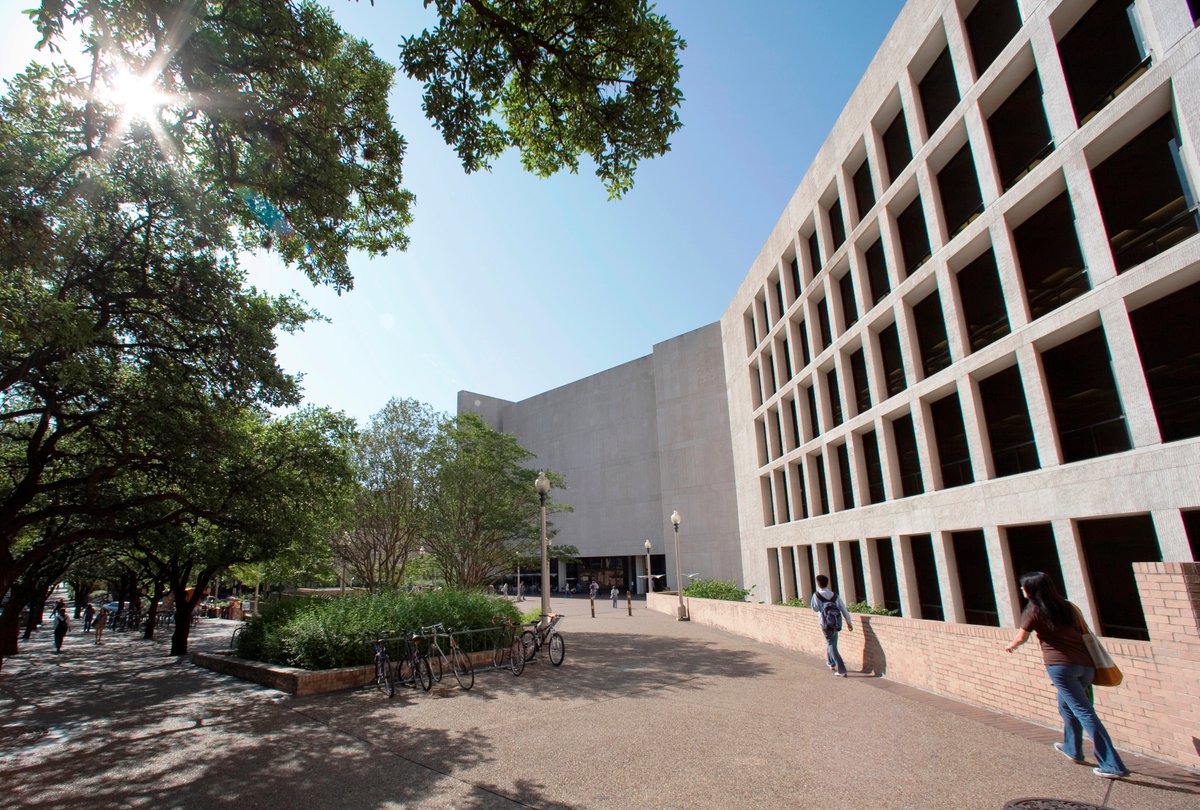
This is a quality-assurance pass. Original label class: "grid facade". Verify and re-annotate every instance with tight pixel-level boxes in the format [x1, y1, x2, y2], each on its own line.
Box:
[724, 0, 1200, 640]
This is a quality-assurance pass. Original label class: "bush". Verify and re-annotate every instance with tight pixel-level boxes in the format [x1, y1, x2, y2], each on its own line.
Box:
[777, 597, 898, 616]
[682, 578, 749, 602]
[234, 589, 521, 670]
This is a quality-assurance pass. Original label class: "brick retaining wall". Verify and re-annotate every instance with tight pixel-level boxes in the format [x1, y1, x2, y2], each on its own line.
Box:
[651, 561, 1200, 771]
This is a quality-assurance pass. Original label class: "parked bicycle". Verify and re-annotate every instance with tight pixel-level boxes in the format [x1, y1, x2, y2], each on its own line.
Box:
[394, 630, 433, 692]
[374, 638, 395, 698]
[420, 623, 474, 690]
[520, 613, 565, 666]
[491, 619, 526, 676]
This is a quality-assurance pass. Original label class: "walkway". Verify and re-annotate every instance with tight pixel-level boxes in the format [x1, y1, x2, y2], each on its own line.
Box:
[1, 596, 1196, 809]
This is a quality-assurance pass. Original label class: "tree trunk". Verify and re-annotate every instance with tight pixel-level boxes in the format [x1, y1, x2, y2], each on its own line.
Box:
[22, 595, 45, 640]
[143, 580, 165, 640]
[167, 570, 212, 656]
[0, 602, 23, 666]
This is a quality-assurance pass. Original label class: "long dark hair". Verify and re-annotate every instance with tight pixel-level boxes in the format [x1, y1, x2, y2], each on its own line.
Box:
[1020, 571, 1074, 629]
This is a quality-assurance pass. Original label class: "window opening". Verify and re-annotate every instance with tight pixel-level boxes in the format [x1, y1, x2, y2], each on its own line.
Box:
[878, 322, 907, 397]
[1182, 510, 1200, 561]
[1012, 190, 1090, 319]
[965, 0, 1022, 76]
[782, 337, 794, 381]
[930, 391, 974, 488]
[1129, 280, 1200, 442]
[952, 529, 1000, 626]
[790, 257, 803, 301]
[853, 159, 876, 220]
[861, 429, 886, 504]
[789, 396, 802, 447]
[1042, 327, 1131, 462]
[827, 367, 844, 427]
[805, 546, 818, 594]
[910, 534, 945, 621]
[1005, 524, 1066, 609]
[1077, 515, 1161, 640]
[892, 412, 925, 497]
[829, 199, 846, 250]
[835, 442, 855, 510]
[918, 47, 960, 136]
[796, 319, 812, 367]
[817, 298, 833, 350]
[808, 231, 823, 274]
[864, 237, 891, 305]
[987, 71, 1054, 191]
[775, 279, 786, 320]
[956, 248, 1010, 352]
[850, 348, 872, 414]
[979, 364, 1040, 476]
[839, 272, 859, 329]
[936, 143, 985, 237]
[815, 454, 830, 515]
[792, 463, 810, 520]
[874, 538, 903, 614]
[913, 288, 952, 378]
[1058, 0, 1151, 125]
[882, 111, 913, 185]
[1092, 113, 1199, 272]
[806, 384, 821, 437]
[897, 196, 933, 276]
[849, 543, 867, 604]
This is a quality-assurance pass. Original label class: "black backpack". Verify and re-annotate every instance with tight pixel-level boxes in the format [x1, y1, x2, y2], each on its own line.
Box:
[816, 592, 842, 631]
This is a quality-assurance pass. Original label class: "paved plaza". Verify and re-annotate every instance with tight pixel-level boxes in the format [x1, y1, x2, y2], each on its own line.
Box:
[1, 595, 1197, 809]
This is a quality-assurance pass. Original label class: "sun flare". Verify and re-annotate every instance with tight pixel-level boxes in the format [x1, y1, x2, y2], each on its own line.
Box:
[103, 67, 171, 124]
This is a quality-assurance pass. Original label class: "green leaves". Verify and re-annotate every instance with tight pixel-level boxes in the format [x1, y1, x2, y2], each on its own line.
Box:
[400, 0, 685, 198]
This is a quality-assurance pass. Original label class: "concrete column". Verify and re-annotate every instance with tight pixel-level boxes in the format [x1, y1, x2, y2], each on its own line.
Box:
[1062, 149, 1118, 286]
[1152, 508, 1195, 562]
[767, 548, 782, 604]
[1015, 343, 1062, 467]
[1140, 0, 1196, 55]
[896, 535, 922, 619]
[1099, 301, 1161, 449]
[799, 545, 816, 603]
[1026, 14, 1078, 148]
[986, 525, 1021, 627]
[957, 373, 992, 483]
[1052, 518, 1099, 624]
[781, 547, 798, 602]
[934, 530, 965, 623]
[863, 537, 887, 608]
[834, 540, 856, 603]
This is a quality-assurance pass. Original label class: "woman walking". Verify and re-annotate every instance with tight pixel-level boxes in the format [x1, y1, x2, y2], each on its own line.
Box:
[1004, 571, 1129, 779]
[93, 607, 109, 645]
[52, 607, 70, 653]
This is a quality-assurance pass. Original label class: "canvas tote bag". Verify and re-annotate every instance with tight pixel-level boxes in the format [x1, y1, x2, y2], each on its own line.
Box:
[1072, 604, 1123, 687]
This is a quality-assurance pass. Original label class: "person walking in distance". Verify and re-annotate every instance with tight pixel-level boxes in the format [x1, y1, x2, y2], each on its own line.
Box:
[93, 608, 109, 645]
[810, 575, 853, 677]
[82, 603, 96, 633]
[610, 585, 619, 608]
[52, 607, 70, 653]
[1004, 571, 1129, 779]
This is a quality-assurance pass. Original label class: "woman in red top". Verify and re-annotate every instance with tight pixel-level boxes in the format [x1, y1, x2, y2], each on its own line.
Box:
[1004, 571, 1129, 779]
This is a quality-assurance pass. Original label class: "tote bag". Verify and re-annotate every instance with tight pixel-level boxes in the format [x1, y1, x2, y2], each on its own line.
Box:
[1073, 605, 1123, 687]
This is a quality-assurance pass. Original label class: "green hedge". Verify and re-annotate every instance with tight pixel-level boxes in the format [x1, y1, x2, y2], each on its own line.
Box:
[681, 578, 749, 602]
[234, 590, 522, 670]
[779, 597, 898, 616]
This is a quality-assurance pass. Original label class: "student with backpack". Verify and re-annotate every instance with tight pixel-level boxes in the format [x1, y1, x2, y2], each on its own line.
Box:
[810, 574, 853, 677]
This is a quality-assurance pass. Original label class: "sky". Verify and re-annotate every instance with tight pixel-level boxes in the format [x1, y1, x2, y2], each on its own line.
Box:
[1, 0, 908, 423]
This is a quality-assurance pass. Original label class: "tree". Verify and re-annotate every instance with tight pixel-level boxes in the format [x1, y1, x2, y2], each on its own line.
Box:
[420, 413, 564, 587]
[331, 398, 437, 591]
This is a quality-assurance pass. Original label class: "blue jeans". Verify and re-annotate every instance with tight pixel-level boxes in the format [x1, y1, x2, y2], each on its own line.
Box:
[823, 628, 846, 674]
[1046, 664, 1127, 774]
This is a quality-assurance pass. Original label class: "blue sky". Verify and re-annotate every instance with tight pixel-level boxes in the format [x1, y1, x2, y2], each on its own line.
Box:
[2, 0, 907, 422]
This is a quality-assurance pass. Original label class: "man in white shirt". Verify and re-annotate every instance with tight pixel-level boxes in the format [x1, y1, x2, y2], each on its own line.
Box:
[810, 574, 854, 677]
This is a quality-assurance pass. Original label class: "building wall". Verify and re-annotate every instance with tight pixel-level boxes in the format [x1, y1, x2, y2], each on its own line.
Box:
[650, 562, 1200, 769]
[459, 323, 742, 588]
[721, 0, 1200, 639]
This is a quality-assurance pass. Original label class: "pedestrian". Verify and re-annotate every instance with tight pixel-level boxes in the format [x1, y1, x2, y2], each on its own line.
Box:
[52, 607, 70, 653]
[500, 582, 508, 597]
[93, 607, 108, 645]
[611, 585, 619, 608]
[82, 603, 95, 632]
[1004, 571, 1129, 779]
[589, 580, 599, 600]
[810, 574, 853, 677]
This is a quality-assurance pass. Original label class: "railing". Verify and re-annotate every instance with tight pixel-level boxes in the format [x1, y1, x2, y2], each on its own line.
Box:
[1111, 203, 1200, 272]
[1000, 139, 1055, 191]
[1077, 55, 1151, 126]
[939, 457, 974, 488]
[967, 314, 1010, 353]
[1027, 266, 1091, 319]
[991, 440, 1040, 477]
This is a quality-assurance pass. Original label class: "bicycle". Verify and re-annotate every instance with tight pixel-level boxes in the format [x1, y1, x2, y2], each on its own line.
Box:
[520, 613, 565, 666]
[394, 631, 433, 692]
[491, 619, 526, 676]
[373, 638, 395, 698]
[420, 624, 474, 690]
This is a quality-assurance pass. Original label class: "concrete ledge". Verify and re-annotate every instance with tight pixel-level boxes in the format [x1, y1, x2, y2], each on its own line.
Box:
[192, 651, 374, 696]
[192, 649, 501, 696]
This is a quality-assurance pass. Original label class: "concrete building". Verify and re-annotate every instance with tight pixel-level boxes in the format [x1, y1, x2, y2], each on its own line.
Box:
[459, 323, 743, 596]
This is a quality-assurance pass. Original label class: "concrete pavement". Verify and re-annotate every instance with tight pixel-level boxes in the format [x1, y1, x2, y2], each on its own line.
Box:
[1, 595, 1197, 809]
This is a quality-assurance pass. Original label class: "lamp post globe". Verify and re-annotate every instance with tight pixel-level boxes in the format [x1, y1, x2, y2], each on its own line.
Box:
[535, 471, 551, 624]
[670, 510, 688, 621]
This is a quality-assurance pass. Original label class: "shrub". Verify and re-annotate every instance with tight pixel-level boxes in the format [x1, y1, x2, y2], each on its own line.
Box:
[682, 578, 749, 602]
[234, 589, 521, 670]
[777, 597, 898, 616]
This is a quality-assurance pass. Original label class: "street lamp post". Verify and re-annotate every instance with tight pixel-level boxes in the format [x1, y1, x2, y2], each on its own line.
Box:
[671, 509, 688, 621]
[535, 471, 551, 625]
[643, 539, 652, 602]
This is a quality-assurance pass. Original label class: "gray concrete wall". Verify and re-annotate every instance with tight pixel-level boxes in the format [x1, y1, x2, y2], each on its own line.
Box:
[459, 323, 743, 589]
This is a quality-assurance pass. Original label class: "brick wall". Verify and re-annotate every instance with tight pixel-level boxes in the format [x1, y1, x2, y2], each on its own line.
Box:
[650, 562, 1200, 771]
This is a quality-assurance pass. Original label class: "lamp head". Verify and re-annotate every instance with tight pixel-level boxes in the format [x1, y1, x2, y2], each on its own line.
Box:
[644, 538, 652, 552]
[670, 509, 681, 528]
[534, 471, 551, 496]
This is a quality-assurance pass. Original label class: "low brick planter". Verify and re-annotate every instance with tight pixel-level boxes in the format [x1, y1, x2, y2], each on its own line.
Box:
[192, 649, 501, 696]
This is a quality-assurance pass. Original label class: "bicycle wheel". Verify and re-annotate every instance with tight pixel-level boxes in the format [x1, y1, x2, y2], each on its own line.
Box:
[397, 656, 415, 688]
[230, 626, 245, 651]
[548, 633, 565, 666]
[507, 638, 525, 676]
[376, 656, 395, 698]
[450, 647, 474, 690]
[430, 650, 444, 683]
[520, 630, 538, 662]
[416, 655, 434, 692]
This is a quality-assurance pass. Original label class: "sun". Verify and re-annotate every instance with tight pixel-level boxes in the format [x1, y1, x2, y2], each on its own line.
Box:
[102, 67, 171, 124]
